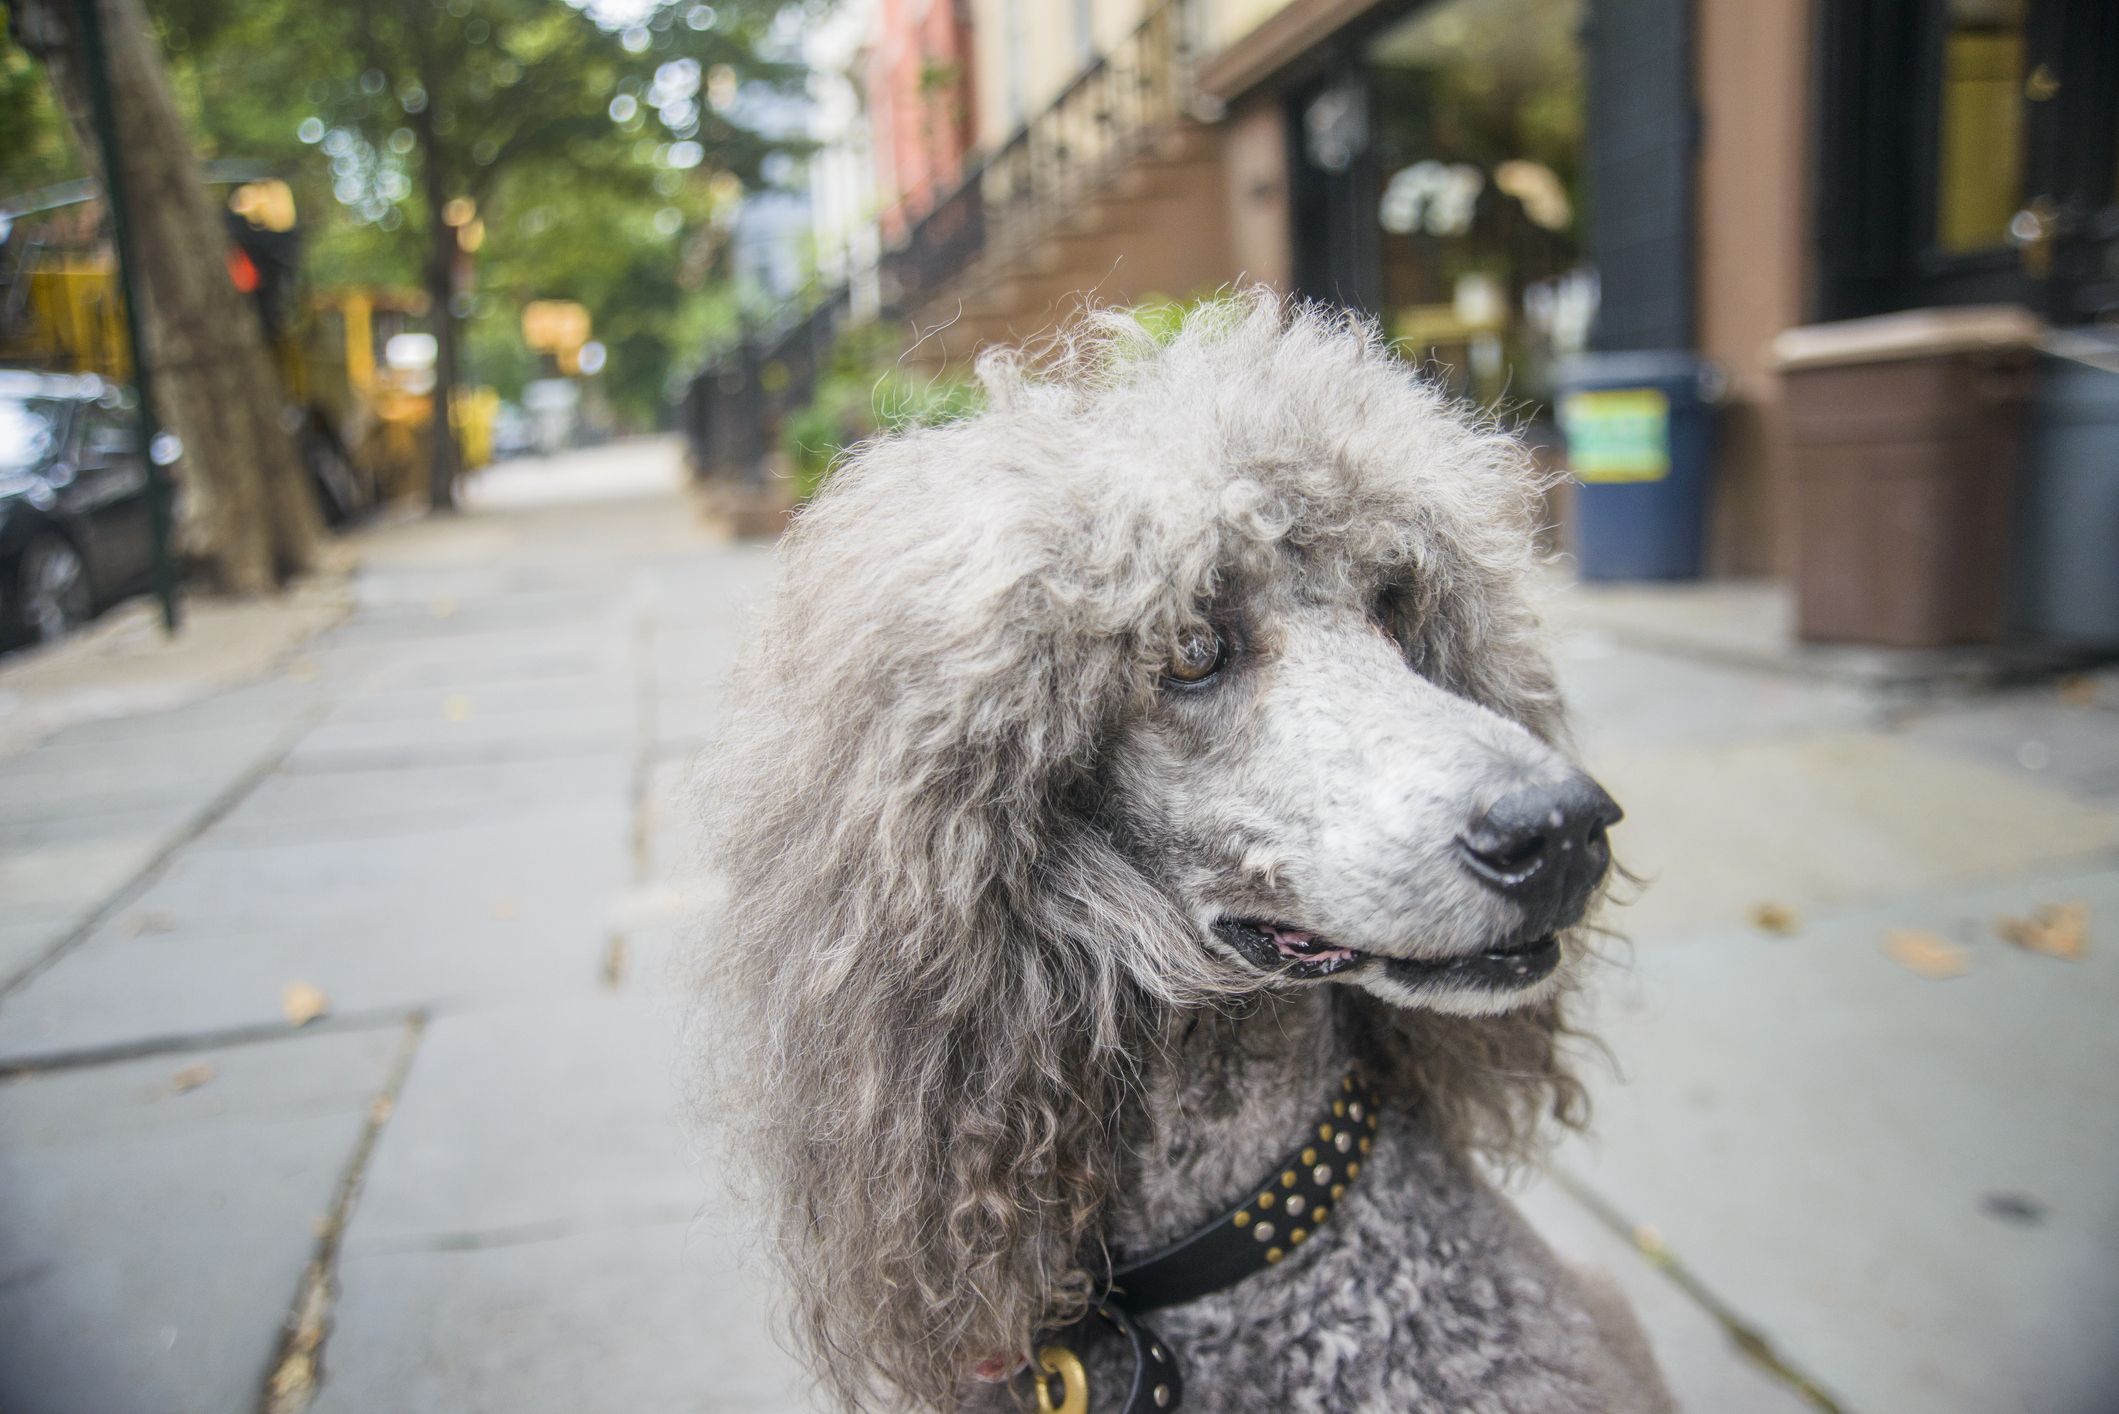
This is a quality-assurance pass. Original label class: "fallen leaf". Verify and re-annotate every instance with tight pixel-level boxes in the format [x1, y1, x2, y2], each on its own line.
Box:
[1748, 902, 1800, 936]
[489, 896, 520, 921]
[169, 1061, 216, 1093]
[124, 911, 176, 937]
[1881, 929, 1968, 979]
[2055, 675, 2097, 707]
[281, 981, 331, 1027]
[1995, 901, 2088, 960]
[442, 694, 473, 722]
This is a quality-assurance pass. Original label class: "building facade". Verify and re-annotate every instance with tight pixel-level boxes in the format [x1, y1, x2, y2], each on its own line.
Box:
[697, 0, 2118, 585]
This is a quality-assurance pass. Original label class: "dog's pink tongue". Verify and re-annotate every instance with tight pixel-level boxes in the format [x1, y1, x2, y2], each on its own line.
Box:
[1268, 926, 1356, 963]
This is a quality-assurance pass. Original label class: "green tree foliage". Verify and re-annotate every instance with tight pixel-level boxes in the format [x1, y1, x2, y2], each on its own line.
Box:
[6, 0, 800, 466]
[165, 0, 793, 502]
[7, 0, 800, 491]
[0, 35, 82, 193]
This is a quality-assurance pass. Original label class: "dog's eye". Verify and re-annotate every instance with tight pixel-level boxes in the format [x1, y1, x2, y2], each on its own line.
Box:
[1165, 625, 1226, 685]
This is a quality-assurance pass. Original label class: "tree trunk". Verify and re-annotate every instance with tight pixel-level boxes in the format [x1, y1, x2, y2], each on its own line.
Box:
[10, 0, 323, 592]
[416, 107, 462, 512]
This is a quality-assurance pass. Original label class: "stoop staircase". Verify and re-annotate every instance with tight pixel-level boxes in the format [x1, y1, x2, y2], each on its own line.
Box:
[901, 123, 1233, 369]
[884, 0, 1234, 373]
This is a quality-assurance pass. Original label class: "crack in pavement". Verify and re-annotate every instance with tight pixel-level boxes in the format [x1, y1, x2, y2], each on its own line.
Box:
[258, 1010, 427, 1414]
[0, 703, 327, 1001]
[0, 1007, 422, 1078]
[1548, 1166, 1851, 1414]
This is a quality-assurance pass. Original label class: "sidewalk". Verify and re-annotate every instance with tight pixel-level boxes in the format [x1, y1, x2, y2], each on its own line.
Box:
[2, 440, 2114, 1412]
[1, 441, 802, 1414]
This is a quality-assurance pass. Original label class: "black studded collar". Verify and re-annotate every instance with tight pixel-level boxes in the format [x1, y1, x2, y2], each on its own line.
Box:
[1028, 1071, 1380, 1414]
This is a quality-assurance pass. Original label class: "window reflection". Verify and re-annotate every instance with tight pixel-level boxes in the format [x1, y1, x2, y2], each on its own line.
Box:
[1935, 0, 2027, 254]
[1363, 0, 1584, 406]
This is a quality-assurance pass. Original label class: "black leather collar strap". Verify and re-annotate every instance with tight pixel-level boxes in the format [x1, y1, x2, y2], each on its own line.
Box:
[1109, 1070, 1379, 1313]
[1029, 1071, 1379, 1414]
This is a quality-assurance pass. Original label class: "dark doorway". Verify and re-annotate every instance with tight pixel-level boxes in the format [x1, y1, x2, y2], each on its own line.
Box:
[1817, 0, 2119, 324]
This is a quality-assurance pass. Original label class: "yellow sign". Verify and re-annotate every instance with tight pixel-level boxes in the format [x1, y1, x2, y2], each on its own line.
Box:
[521, 300, 591, 354]
[229, 180, 297, 233]
[1560, 389, 1670, 483]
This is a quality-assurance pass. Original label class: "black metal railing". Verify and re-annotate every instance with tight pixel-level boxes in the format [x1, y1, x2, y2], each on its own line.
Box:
[681, 280, 855, 484]
[882, 0, 1198, 314]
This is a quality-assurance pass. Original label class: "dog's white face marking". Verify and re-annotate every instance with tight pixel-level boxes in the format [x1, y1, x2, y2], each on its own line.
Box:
[1106, 567, 1615, 1018]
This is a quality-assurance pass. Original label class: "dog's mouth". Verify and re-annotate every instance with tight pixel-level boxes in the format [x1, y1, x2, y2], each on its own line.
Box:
[1214, 918, 1561, 991]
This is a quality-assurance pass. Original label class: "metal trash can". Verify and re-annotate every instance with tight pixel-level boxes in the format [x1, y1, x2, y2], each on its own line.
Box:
[1773, 306, 2042, 647]
[2014, 335, 2119, 647]
[1555, 351, 1721, 580]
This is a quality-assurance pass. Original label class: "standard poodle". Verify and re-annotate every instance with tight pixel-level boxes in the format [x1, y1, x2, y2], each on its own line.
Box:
[697, 295, 1674, 1413]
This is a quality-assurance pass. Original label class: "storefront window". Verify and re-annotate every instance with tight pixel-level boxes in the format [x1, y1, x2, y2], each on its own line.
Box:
[1363, 0, 1584, 406]
[1934, 0, 2028, 253]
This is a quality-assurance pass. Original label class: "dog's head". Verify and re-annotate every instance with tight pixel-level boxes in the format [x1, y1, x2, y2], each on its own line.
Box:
[699, 295, 1609, 1410]
[1091, 423, 1619, 1021]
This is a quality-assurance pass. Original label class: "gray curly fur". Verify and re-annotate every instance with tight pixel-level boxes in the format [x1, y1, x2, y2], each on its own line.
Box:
[695, 294, 1673, 1412]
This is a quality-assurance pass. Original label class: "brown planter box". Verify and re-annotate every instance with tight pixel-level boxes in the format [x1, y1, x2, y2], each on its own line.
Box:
[1774, 307, 2042, 647]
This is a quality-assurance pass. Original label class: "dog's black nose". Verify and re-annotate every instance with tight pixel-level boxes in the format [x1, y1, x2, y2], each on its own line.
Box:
[1456, 772, 1622, 931]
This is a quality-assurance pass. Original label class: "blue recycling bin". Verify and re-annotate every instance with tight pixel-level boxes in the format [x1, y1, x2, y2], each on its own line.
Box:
[1555, 352, 1720, 580]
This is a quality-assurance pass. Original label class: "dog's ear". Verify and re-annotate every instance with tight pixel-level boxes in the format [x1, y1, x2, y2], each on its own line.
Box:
[695, 452, 1196, 1411]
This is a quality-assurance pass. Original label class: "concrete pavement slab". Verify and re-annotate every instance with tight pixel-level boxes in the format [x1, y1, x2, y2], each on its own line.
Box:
[0, 584, 346, 757]
[1555, 636, 1879, 754]
[152, 789, 628, 904]
[320, 639, 613, 697]
[12, 672, 324, 750]
[339, 996, 699, 1249]
[1593, 731, 2119, 941]
[1892, 689, 2119, 806]
[0, 826, 177, 919]
[0, 780, 628, 1059]
[203, 753, 626, 844]
[311, 1221, 809, 1414]
[1510, 1176, 1815, 1414]
[0, 1025, 402, 1414]
[0, 910, 606, 1064]
[646, 753, 710, 883]
[0, 907, 78, 985]
[0, 711, 302, 824]
[1559, 863, 2119, 1414]
[284, 702, 631, 771]
[318, 674, 627, 726]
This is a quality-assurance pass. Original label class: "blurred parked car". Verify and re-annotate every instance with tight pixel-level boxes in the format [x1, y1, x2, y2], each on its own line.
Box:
[0, 370, 160, 648]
